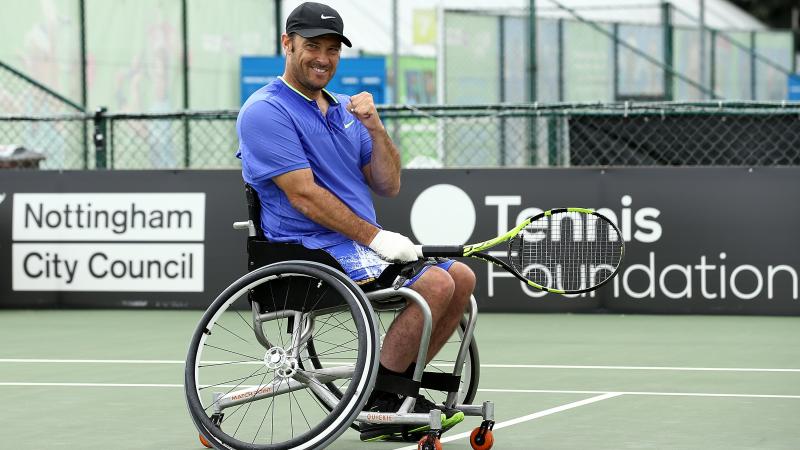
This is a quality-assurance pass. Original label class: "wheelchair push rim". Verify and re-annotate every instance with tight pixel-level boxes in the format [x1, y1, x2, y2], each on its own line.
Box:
[184, 261, 380, 450]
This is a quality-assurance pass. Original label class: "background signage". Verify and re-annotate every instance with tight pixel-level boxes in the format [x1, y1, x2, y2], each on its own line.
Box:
[1, 169, 798, 315]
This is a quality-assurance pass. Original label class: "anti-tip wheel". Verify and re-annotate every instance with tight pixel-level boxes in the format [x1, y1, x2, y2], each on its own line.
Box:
[199, 433, 213, 448]
[470, 426, 494, 450]
[417, 434, 443, 450]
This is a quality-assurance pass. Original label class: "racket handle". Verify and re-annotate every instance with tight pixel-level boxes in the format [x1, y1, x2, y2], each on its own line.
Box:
[416, 245, 465, 257]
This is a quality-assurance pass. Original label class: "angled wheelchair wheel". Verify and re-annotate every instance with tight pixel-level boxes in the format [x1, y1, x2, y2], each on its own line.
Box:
[185, 261, 380, 450]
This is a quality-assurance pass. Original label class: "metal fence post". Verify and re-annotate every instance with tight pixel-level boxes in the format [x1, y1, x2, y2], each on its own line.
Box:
[499, 15, 506, 166]
[661, 1, 674, 101]
[794, 7, 799, 74]
[529, 0, 537, 103]
[184, 114, 191, 168]
[93, 107, 108, 169]
[79, 0, 88, 169]
[275, 0, 283, 55]
[528, 0, 538, 166]
[182, 0, 191, 168]
[613, 22, 619, 101]
[557, 18, 564, 101]
[710, 29, 717, 96]
[547, 116, 558, 166]
[750, 31, 757, 100]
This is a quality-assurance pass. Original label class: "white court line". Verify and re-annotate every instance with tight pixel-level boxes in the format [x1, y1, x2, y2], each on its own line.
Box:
[0, 359, 262, 365]
[0, 359, 185, 364]
[472, 364, 800, 373]
[1, 383, 798, 400]
[2, 359, 800, 373]
[0, 382, 183, 388]
[0, 382, 248, 388]
[392, 393, 622, 450]
[479, 388, 800, 399]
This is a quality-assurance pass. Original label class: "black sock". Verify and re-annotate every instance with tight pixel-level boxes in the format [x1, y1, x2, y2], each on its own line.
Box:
[379, 363, 406, 378]
[368, 364, 407, 403]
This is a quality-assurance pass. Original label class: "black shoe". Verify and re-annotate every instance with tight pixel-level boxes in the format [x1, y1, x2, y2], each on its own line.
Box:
[403, 395, 465, 440]
[359, 392, 466, 443]
[359, 392, 406, 442]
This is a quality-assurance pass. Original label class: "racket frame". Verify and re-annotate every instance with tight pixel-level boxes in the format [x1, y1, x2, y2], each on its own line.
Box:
[418, 208, 625, 295]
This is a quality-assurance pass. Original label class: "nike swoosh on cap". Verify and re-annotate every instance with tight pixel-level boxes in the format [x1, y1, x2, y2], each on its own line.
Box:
[321, 14, 336, 19]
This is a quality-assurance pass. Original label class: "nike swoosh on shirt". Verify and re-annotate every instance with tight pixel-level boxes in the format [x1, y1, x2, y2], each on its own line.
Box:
[321, 14, 336, 19]
[344, 120, 355, 129]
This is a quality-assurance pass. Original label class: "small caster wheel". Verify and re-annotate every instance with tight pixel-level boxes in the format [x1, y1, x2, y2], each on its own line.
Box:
[470, 420, 495, 450]
[199, 412, 224, 448]
[199, 433, 213, 448]
[418, 432, 443, 450]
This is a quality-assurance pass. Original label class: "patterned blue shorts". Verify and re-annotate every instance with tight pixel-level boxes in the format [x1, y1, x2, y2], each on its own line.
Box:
[321, 240, 454, 286]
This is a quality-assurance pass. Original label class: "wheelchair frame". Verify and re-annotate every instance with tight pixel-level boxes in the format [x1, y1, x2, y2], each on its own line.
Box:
[184, 185, 495, 449]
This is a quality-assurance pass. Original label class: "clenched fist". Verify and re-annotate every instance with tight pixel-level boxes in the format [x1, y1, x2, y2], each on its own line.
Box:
[346, 92, 382, 132]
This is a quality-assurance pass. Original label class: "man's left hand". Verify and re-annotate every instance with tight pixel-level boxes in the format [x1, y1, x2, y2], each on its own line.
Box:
[347, 92, 382, 132]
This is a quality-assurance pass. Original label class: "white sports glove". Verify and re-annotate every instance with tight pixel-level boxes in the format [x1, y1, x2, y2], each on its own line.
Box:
[368, 230, 419, 263]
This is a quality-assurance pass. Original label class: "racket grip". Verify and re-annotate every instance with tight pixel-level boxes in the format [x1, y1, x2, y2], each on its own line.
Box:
[416, 245, 465, 257]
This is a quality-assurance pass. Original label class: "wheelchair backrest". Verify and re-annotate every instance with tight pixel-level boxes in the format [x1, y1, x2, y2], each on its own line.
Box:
[245, 183, 266, 240]
[244, 183, 353, 312]
[244, 183, 345, 270]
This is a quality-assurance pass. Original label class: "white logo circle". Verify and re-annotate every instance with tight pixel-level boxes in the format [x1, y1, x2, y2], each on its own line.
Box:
[410, 184, 475, 245]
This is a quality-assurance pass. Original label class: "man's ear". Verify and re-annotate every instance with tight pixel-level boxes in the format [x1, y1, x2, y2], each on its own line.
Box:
[281, 33, 293, 53]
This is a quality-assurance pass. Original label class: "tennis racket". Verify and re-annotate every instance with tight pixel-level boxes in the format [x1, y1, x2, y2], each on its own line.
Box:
[415, 208, 624, 294]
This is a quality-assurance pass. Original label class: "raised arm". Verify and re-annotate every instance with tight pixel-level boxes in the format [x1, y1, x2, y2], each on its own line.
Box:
[239, 99, 415, 262]
[348, 92, 401, 197]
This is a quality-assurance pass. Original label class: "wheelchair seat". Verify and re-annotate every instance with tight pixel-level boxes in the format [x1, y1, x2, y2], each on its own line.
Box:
[243, 183, 406, 295]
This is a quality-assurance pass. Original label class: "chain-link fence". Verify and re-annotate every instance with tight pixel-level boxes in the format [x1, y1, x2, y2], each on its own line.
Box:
[384, 102, 800, 166]
[100, 112, 238, 169]
[0, 61, 89, 169]
[2, 102, 800, 170]
[442, 6, 795, 105]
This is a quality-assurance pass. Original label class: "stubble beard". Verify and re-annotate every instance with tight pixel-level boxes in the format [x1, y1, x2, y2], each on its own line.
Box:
[292, 60, 332, 94]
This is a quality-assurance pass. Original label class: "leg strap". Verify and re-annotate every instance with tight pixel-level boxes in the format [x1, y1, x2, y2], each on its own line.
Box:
[373, 373, 421, 397]
[420, 372, 462, 393]
[373, 371, 462, 395]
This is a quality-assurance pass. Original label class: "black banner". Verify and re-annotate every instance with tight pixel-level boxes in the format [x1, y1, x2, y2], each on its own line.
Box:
[569, 114, 800, 166]
[2, 168, 798, 315]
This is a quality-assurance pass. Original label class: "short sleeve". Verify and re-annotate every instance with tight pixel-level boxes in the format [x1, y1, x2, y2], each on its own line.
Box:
[238, 101, 310, 183]
[359, 122, 373, 168]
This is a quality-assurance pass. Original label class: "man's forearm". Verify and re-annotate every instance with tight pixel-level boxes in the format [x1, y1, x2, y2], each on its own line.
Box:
[289, 183, 379, 245]
[366, 125, 401, 196]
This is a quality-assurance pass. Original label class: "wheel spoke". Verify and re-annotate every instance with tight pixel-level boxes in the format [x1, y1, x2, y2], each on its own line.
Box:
[187, 265, 376, 448]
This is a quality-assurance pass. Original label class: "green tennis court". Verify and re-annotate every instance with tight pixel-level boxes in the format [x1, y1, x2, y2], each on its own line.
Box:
[1, 310, 797, 449]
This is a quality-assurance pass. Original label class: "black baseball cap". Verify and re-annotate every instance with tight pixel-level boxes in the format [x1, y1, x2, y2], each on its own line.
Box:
[286, 2, 352, 48]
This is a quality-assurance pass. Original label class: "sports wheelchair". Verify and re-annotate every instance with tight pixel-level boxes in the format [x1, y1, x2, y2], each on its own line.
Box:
[184, 185, 495, 450]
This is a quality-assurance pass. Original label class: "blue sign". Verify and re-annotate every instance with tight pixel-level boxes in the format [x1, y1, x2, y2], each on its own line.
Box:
[241, 56, 386, 105]
[788, 75, 800, 101]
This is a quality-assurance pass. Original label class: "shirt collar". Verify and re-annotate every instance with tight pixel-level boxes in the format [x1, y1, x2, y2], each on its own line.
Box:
[278, 76, 339, 105]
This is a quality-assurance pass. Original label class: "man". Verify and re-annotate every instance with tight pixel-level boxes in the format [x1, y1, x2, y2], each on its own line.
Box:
[236, 2, 475, 442]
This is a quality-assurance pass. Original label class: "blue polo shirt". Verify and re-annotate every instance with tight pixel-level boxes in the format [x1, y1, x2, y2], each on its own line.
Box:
[236, 77, 377, 249]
